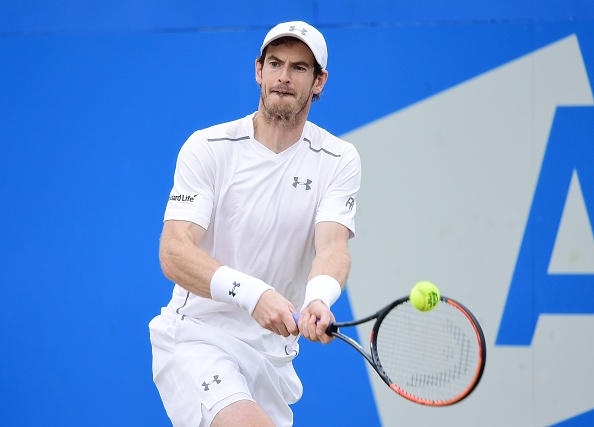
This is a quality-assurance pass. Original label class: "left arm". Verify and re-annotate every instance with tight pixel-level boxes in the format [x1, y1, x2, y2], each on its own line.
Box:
[308, 221, 351, 285]
[299, 220, 352, 344]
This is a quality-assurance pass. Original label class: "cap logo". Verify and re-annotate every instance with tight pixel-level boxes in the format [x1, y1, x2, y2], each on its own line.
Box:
[289, 26, 307, 36]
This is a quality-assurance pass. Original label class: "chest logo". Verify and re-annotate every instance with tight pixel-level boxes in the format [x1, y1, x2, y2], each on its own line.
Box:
[293, 177, 312, 190]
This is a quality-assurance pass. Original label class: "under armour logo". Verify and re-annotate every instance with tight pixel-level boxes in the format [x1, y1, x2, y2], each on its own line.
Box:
[229, 281, 240, 297]
[293, 177, 312, 190]
[345, 197, 355, 210]
[202, 375, 221, 391]
[289, 26, 307, 36]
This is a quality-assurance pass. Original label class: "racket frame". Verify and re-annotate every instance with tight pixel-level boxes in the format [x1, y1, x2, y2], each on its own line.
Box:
[327, 296, 487, 406]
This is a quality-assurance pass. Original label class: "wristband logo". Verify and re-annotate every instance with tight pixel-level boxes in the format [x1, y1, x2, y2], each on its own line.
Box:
[169, 193, 198, 202]
[229, 281, 240, 297]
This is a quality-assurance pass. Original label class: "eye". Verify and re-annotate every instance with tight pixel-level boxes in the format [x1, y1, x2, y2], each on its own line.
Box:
[294, 65, 307, 72]
[269, 61, 280, 68]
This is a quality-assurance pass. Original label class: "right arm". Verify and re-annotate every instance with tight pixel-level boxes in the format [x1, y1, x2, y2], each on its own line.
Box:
[159, 219, 220, 299]
[159, 219, 298, 337]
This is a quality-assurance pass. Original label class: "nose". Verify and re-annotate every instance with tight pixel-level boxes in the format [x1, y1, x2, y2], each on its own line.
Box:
[278, 64, 291, 83]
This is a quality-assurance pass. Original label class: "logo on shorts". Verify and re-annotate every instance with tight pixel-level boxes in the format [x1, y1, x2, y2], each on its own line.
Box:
[229, 281, 240, 297]
[293, 177, 312, 190]
[202, 375, 221, 391]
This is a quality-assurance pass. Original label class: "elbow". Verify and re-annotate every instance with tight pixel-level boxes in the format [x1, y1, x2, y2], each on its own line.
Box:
[159, 241, 177, 283]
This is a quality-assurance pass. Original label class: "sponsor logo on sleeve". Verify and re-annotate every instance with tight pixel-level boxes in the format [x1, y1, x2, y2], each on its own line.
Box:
[169, 194, 198, 202]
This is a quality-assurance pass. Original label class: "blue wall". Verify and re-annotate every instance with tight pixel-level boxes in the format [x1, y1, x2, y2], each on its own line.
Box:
[1, 2, 593, 426]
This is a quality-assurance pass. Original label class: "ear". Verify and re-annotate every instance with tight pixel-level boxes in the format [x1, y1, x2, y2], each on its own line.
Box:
[255, 59, 263, 85]
[312, 70, 329, 95]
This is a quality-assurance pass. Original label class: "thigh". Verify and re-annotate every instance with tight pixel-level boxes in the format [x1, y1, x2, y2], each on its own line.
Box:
[150, 315, 301, 427]
[153, 339, 255, 427]
[247, 359, 301, 427]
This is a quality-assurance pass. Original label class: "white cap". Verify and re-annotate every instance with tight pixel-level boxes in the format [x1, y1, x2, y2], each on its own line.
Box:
[260, 21, 328, 69]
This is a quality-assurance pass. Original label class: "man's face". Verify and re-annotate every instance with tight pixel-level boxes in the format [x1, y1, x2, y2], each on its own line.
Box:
[256, 40, 326, 123]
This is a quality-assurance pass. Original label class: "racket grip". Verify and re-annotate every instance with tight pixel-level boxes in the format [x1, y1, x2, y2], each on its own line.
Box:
[291, 313, 337, 335]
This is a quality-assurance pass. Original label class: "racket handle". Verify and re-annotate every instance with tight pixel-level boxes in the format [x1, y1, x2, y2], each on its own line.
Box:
[291, 313, 338, 335]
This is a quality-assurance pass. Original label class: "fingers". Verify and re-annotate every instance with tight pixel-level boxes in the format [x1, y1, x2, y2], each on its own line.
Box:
[298, 313, 318, 341]
[299, 314, 334, 344]
[268, 310, 300, 337]
[275, 311, 299, 337]
[297, 301, 335, 344]
[261, 314, 296, 337]
[314, 312, 335, 344]
[251, 290, 298, 337]
[251, 292, 336, 343]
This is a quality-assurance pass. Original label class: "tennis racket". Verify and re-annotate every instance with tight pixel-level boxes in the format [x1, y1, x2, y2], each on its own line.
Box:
[293, 295, 486, 406]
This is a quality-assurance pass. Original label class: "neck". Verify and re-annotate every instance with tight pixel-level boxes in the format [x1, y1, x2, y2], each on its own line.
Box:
[253, 101, 310, 154]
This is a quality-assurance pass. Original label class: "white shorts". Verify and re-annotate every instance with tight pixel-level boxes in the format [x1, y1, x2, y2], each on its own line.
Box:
[149, 312, 303, 427]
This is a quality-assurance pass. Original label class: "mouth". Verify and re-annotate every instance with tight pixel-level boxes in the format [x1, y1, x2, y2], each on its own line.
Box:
[270, 85, 295, 97]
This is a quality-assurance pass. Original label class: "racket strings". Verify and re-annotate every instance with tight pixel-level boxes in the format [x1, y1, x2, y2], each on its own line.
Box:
[375, 301, 481, 404]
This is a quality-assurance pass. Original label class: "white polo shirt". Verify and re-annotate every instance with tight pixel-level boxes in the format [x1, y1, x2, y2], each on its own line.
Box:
[163, 113, 361, 363]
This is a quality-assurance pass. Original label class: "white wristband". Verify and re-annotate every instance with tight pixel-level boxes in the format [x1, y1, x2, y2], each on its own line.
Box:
[300, 275, 342, 312]
[210, 266, 273, 315]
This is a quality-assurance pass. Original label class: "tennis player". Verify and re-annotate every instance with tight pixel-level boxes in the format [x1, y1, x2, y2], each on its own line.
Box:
[149, 20, 361, 427]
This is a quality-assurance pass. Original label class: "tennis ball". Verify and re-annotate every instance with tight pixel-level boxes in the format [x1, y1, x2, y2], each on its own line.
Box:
[410, 281, 440, 312]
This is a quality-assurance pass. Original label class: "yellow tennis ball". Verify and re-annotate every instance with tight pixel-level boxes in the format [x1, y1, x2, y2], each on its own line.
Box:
[410, 281, 440, 312]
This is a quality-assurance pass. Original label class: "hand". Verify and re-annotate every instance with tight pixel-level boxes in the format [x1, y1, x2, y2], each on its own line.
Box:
[251, 290, 299, 337]
[297, 300, 335, 345]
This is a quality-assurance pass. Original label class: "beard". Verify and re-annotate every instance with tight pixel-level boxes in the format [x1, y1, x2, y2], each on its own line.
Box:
[259, 84, 312, 128]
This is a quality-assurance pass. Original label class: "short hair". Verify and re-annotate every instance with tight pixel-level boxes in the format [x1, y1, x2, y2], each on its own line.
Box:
[257, 37, 325, 102]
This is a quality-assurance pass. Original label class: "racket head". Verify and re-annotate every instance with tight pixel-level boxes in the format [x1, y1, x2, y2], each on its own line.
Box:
[369, 296, 486, 406]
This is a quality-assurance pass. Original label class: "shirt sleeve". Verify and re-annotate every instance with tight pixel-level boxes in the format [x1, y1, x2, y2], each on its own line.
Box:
[163, 132, 216, 229]
[315, 144, 361, 238]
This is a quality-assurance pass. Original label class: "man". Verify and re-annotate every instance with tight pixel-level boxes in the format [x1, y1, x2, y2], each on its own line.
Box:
[149, 20, 361, 427]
